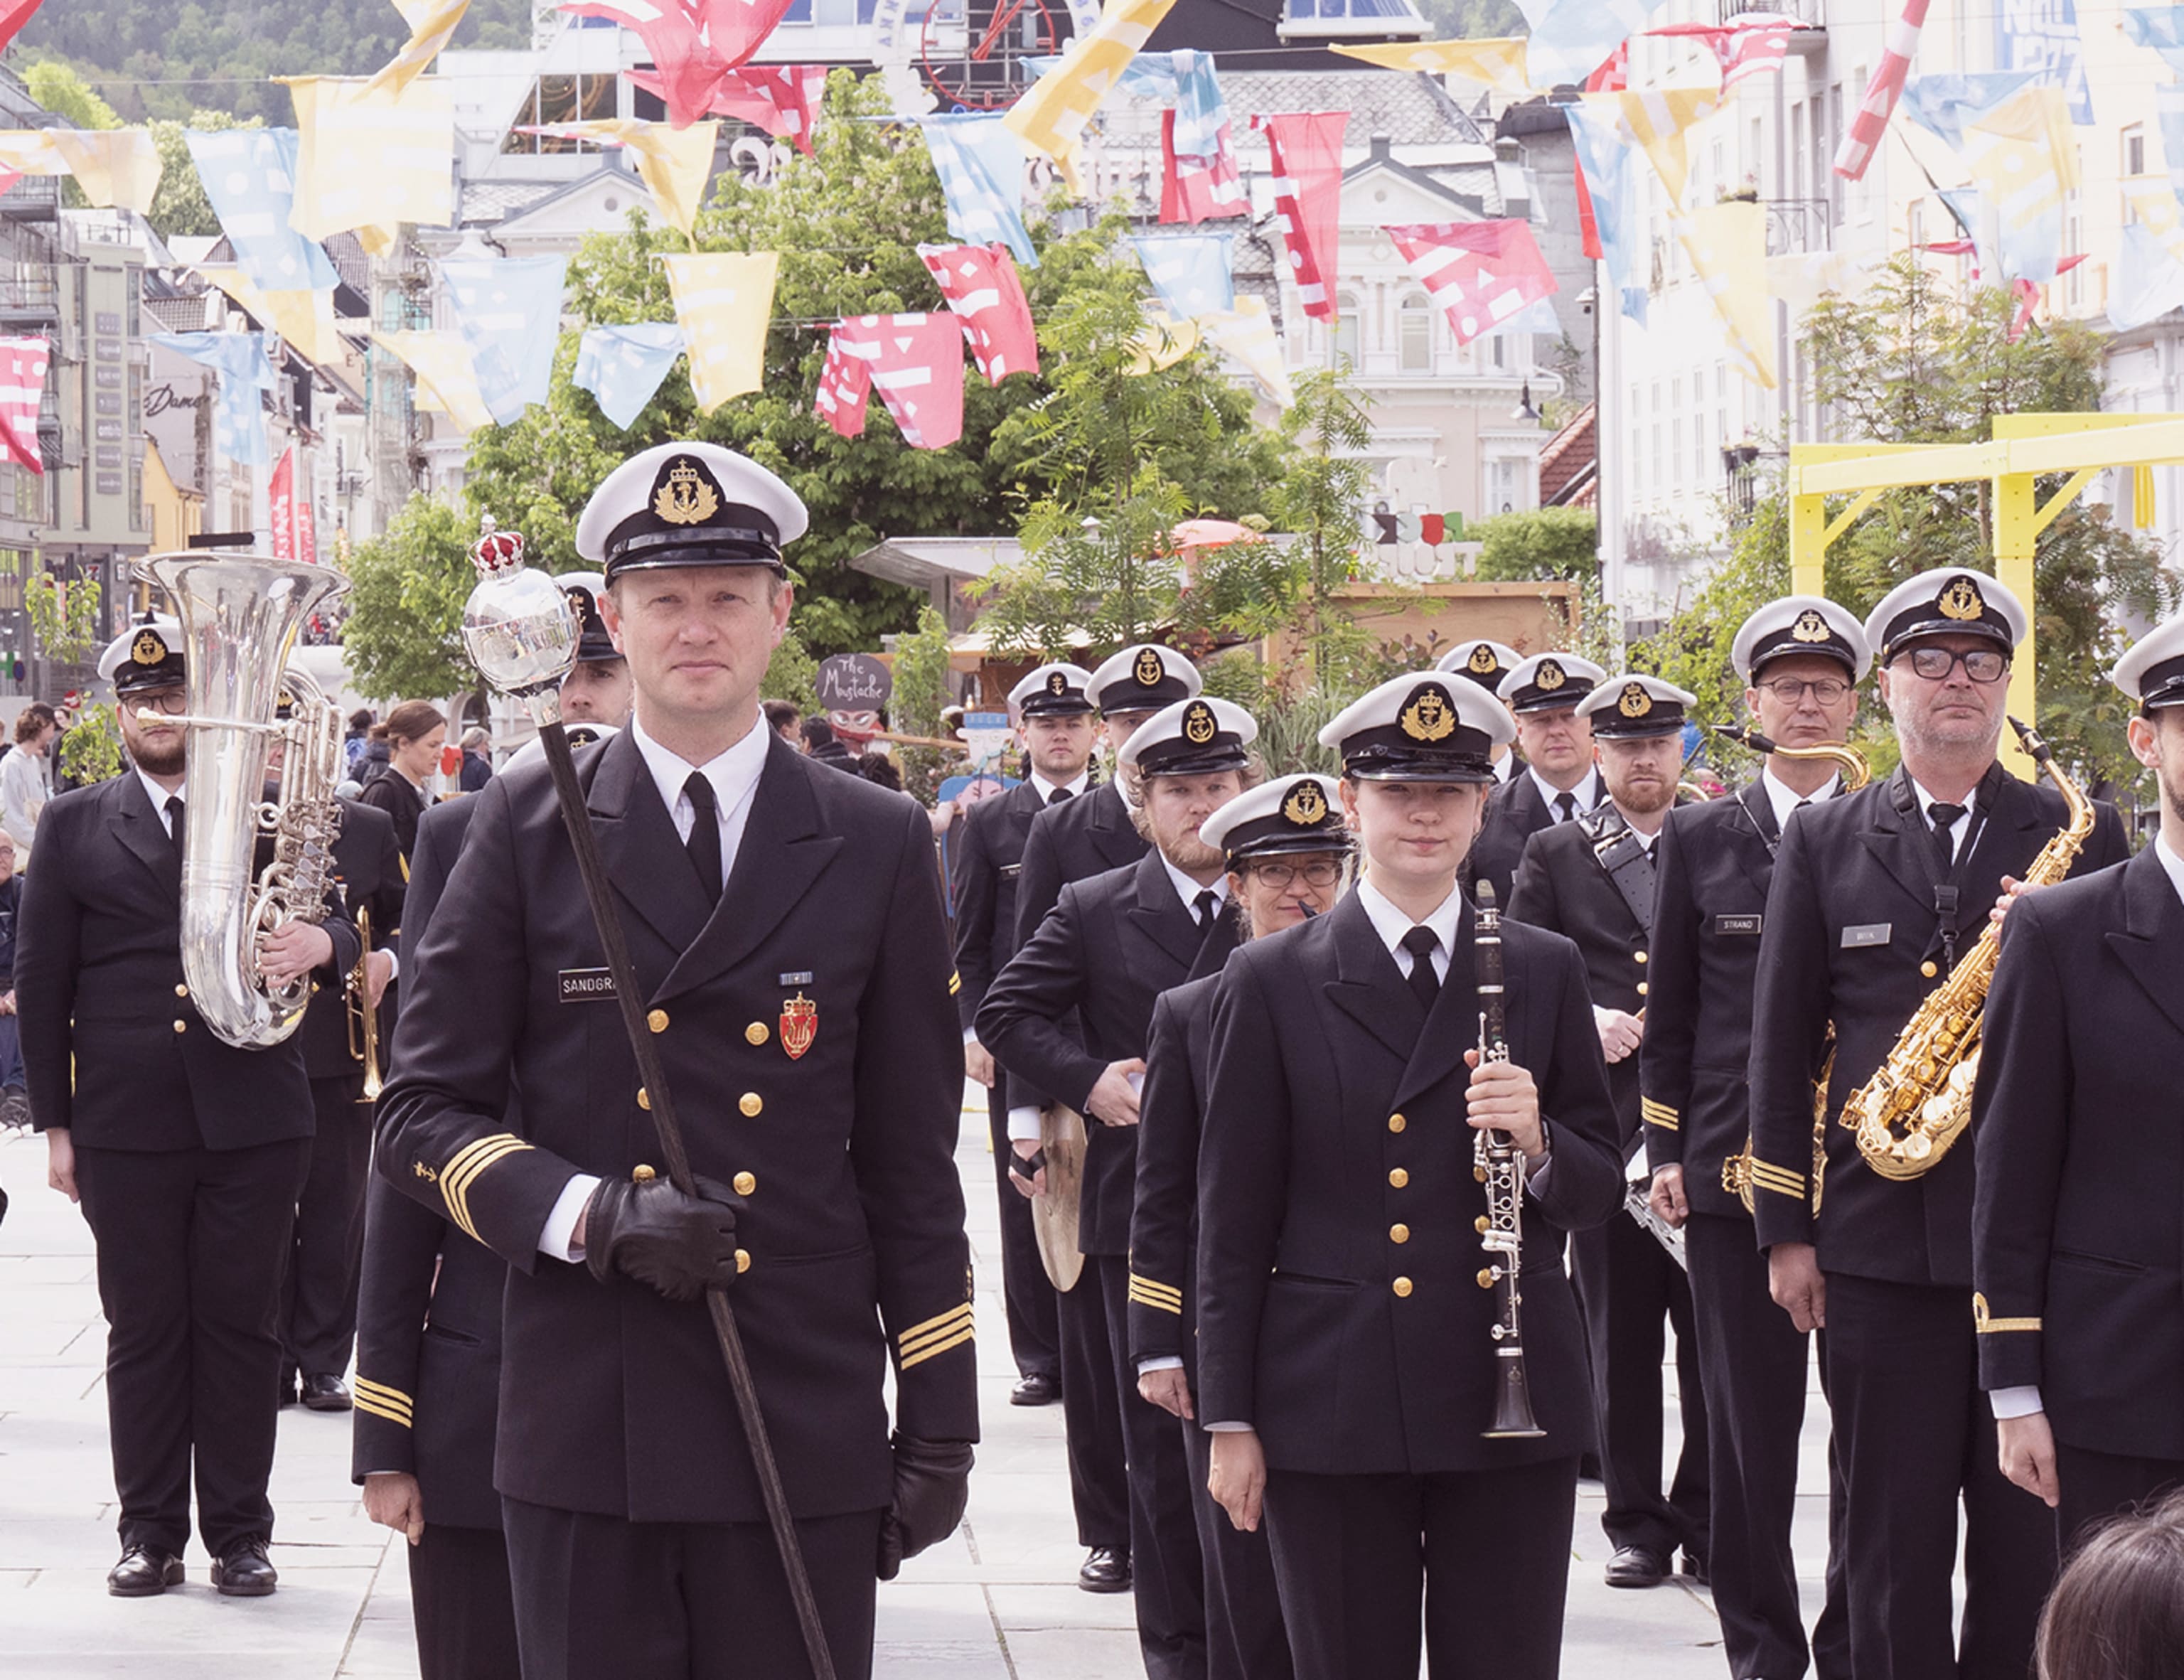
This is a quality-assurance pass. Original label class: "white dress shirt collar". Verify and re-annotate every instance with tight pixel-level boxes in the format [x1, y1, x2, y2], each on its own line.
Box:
[1530, 765, 1598, 820]
[1354, 874, 1462, 980]
[1760, 766, 1841, 833]
[1157, 849, 1228, 916]
[136, 767, 187, 835]
[2156, 833, 2184, 909]
[1031, 768, 1089, 803]
[629, 708, 770, 844]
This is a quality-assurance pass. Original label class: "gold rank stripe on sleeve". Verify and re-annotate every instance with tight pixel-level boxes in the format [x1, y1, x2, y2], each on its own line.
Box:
[896, 1301, 976, 1369]
[1641, 1097, 1680, 1131]
[1746, 1158, 1808, 1199]
[1973, 1293, 2042, 1334]
[436, 1133, 535, 1244]
[352, 1376, 414, 1428]
[1128, 1273, 1184, 1315]
[948, 970, 962, 996]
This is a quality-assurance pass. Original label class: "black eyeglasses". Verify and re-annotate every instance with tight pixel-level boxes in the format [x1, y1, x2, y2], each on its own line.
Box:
[1904, 646, 2008, 684]
[1757, 677, 1853, 704]
[1248, 858, 1343, 888]
[132, 690, 190, 715]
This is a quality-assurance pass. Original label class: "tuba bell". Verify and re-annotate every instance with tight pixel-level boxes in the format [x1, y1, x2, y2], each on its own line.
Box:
[140, 552, 350, 1049]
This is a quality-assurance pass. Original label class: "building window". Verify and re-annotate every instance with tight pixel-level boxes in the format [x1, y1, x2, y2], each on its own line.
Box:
[1334, 292, 1360, 368]
[2125, 124, 2146, 180]
[1671, 417, 1684, 484]
[1398, 294, 1432, 371]
[502, 74, 616, 154]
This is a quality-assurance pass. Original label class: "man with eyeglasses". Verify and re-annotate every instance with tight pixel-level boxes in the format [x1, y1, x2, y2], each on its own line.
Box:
[1466, 652, 1608, 907]
[1640, 596, 1867, 1680]
[1747, 568, 2129, 1680]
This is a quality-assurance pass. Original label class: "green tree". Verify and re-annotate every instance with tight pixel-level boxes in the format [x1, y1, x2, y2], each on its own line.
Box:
[1472, 507, 1600, 582]
[886, 605, 958, 803]
[145, 110, 260, 240]
[25, 61, 121, 130]
[27, 571, 122, 783]
[341, 493, 481, 707]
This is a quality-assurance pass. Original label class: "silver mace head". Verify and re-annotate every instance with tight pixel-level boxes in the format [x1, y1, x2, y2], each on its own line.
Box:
[461, 513, 578, 717]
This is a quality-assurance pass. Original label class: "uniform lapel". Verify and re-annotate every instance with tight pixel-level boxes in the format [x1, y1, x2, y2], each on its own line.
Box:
[2107, 847, 2184, 1039]
[1186, 906, 1238, 983]
[1124, 849, 1207, 974]
[1089, 781, 1145, 870]
[1856, 766, 1941, 911]
[1959, 761, 2033, 886]
[587, 728, 710, 952]
[1323, 892, 1423, 1064]
[1393, 895, 1479, 1111]
[115, 773, 181, 898]
[1732, 779, 1778, 897]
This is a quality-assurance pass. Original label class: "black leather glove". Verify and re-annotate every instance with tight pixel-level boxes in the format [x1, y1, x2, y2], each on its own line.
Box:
[583, 1174, 741, 1302]
[876, 1434, 973, 1580]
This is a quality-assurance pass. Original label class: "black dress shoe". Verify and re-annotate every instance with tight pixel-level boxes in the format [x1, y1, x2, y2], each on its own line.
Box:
[107, 1546, 184, 1597]
[1078, 1546, 1132, 1593]
[300, 1374, 352, 1413]
[277, 1368, 298, 1408]
[1605, 1545, 1671, 1588]
[1681, 1550, 1710, 1586]
[211, 1538, 277, 1597]
[1010, 1372, 1059, 1407]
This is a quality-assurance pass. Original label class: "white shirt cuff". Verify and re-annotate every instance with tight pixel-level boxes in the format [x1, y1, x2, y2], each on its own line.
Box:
[1205, 1420, 1253, 1432]
[540, 1173, 602, 1263]
[1592, 1003, 1618, 1029]
[382, 947, 400, 983]
[1137, 1355, 1183, 1375]
[963, 1027, 980, 1046]
[1989, 1384, 2044, 1420]
[1007, 1106, 1042, 1143]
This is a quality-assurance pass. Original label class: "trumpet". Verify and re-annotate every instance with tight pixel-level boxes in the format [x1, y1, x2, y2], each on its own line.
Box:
[1472, 882, 1544, 1439]
[346, 906, 383, 1103]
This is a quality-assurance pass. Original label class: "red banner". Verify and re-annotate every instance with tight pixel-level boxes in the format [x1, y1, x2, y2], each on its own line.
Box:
[267, 446, 317, 563]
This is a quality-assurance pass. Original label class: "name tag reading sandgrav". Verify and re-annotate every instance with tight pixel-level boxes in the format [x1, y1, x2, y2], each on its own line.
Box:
[1841, 923, 1892, 949]
[1714, 914, 1762, 936]
[559, 968, 616, 1002]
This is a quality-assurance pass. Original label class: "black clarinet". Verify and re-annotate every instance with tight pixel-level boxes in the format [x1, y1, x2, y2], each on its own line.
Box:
[1473, 882, 1544, 1438]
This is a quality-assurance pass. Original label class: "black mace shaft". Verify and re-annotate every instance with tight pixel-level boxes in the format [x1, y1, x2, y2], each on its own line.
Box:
[535, 720, 839, 1680]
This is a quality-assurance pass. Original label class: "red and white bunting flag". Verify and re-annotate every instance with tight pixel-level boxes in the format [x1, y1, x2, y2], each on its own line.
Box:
[560, 0, 795, 129]
[919, 243, 1039, 384]
[1647, 20, 1794, 89]
[627, 63, 827, 154]
[1160, 109, 1245, 225]
[1835, 0, 1929, 180]
[269, 446, 295, 560]
[0, 1, 46, 58]
[815, 314, 965, 450]
[0, 334, 48, 475]
[1253, 112, 1347, 322]
[1383, 220, 1559, 346]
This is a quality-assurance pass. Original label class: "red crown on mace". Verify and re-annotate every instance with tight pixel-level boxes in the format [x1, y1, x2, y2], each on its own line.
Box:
[471, 513, 526, 576]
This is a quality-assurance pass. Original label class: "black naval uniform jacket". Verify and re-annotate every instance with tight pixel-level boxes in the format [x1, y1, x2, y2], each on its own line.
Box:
[1640, 781, 1789, 1219]
[951, 777, 1048, 1037]
[1748, 764, 2129, 1285]
[1196, 894, 1624, 1472]
[1971, 846, 2184, 1460]
[375, 728, 978, 1524]
[18, 771, 360, 1151]
[297, 797, 405, 1083]
[1128, 971, 1219, 1379]
[352, 794, 506, 1528]
[977, 848, 1236, 1258]
[1467, 769, 1595, 909]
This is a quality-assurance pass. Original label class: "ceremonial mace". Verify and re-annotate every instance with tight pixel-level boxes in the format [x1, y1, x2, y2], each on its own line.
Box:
[461, 521, 839, 1680]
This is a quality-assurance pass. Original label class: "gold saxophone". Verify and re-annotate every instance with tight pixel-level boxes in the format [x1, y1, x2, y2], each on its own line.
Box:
[1717, 727, 1870, 1214]
[1840, 717, 2092, 1180]
[346, 906, 383, 1103]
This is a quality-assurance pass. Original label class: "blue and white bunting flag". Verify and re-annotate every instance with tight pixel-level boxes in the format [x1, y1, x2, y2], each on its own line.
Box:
[920, 114, 1037, 269]
[438, 255, 567, 426]
[575, 323, 686, 430]
[183, 129, 338, 296]
[149, 331, 277, 466]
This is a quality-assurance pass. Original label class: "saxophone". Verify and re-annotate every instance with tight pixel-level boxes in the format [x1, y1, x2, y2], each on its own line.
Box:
[142, 553, 350, 1049]
[1841, 717, 2093, 1180]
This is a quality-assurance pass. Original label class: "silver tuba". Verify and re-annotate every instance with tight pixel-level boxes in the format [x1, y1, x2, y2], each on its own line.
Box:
[141, 552, 350, 1049]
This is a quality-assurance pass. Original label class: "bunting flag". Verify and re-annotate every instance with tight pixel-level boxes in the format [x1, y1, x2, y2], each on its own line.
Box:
[1515, 0, 1670, 90]
[1605, 86, 1721, 203]
[149, 331, 279, 464]
[1766, 248, 1864, 320]
[2124, 7, 2184, 76]
[185, 129, 340, 295]
[1674, 201, 1774, 389]
[1900, 73, 2040, 151]
[814, 314, 965, 449]
[628, 63, 828, 154]
[195, 265, 353, 367]
[1256, 111, 1347, 323]
[0, 2, 47, 58]
[1644, 20, 1795, 90]
[2111, 220, 2184, 331]
[374, 328, 495, 431]
[1836, 0, 1930, 180]
[0, 336, 48, 475]
[2160, 85, 2184, 209]
[1935, 186, 2001, 281]
[439, 255, 568, 425]
[1384, 220, 1558, 346]
[919, 242, 1039, 382]
[1332, 38, 1530, 99]
[1959, 83, 2077, 284]
[559, 0, 796, 129]
[920, 116, 1037, 268]
[1130, 233, 1234, 321]
[662, 251, 778, 412]
[1198, 296, 1292, 409]
[1565, 100, 1644, 321]
[283, 75, 457, 251]
[1128, 308, 1199, 374]
[1161, 51, 1244, 224]
[0, 130, 163, 214]
[365, 0, 471, 97]
[520, 119, 720, 238]
[1005, 0, 1177, 163]
[576, 323, 686, 429]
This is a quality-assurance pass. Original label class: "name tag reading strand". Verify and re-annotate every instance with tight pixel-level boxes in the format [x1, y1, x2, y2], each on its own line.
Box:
[559, 968, 616, 1002]
[1841, 923, 1892, 949]
[1715, 914, 1763, 936]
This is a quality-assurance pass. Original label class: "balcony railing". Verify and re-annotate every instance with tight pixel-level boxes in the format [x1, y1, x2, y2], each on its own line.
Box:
[1721, 0, 1821, 23]
[0, 274, 60, 325]
[1765, 198, 1834, 257]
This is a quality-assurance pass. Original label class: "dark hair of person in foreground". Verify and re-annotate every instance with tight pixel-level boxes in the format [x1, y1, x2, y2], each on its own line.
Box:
[2038, 1487, 2184, 1680]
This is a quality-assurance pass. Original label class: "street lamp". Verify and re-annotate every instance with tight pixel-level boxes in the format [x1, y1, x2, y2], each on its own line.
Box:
[1511, 380, 1540, 423]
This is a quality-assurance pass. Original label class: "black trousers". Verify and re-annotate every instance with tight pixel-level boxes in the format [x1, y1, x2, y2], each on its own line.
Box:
[281, 1073, 372, 1379]
[408, 1520, 521, 1680]
[1823, 1272, 2057, 1680]
[1057, 1250, 1131, 1550]
[2053, 1441, 2184, 1558]
[1089, 1252, 1205, 1680]
[501, 1496, 882, 1680]
[988, 1104, 1059, 1380]
[74, 1137, 311, 1558]
[1570, 1206, 1708, 1557]
[1181, 1416, 1292, 1680]
[1264, 1457, 1578, 1680]
[1686, 1212, 1850, 1680]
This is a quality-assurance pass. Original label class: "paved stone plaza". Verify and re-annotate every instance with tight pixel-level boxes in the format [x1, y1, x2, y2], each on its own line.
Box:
[0, 1100, 1838, 1678]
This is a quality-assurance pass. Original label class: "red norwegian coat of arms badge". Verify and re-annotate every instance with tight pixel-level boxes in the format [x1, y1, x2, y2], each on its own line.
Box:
[780, 993, 818, 1061]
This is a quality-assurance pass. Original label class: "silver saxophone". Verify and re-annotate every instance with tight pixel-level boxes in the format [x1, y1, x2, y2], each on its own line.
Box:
[141, 552, 350, 1049]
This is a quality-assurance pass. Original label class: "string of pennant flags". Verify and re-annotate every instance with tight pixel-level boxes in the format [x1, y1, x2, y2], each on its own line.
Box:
[0, 0, 2171, 473]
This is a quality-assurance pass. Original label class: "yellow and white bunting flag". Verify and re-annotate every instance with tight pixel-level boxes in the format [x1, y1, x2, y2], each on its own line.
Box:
[1198, 296, 1293, 408]
[1005, 0, 1177, 162]
[283, 75, 457, 248]
[0, 129, 163, 214]
[365, 0, 473, 97]
[661, 252, 779, 412]
[1676, 200, 1774, 390]
[197, 266, 355, 368]
[524, 119, 721, 239]
[1128, 307, 1199, 375]
[1333, 38, 1530, 99]
[374, 328, 495, 431]
[1592, 87, 1721, 205]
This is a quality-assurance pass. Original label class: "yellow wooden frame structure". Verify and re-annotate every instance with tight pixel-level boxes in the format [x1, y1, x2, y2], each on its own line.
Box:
[1788, 412, 2184, 774]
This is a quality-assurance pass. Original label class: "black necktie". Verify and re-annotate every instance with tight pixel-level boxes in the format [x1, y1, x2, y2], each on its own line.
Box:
[1928, 801, 1966, 874]
[1401, 925, 1440, 1011]
[1193, 889, 1219, 933]
[1049, 786, 1074, 806]
[166, 795, 185, 853]
[683, 773, 722, 903]
[1554, 789, 1578, 823]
